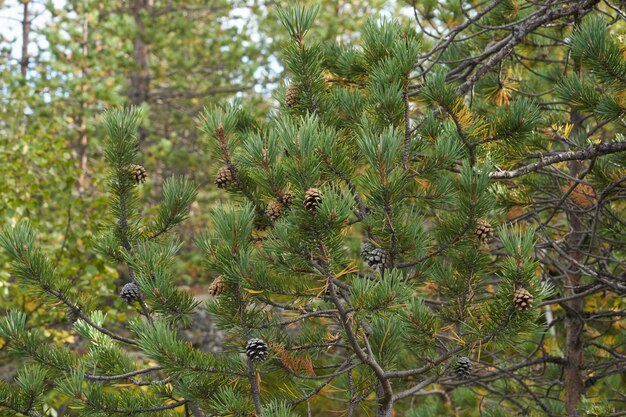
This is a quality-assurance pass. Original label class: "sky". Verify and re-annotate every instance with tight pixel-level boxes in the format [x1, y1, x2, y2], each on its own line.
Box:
[0, 0, 66, 57]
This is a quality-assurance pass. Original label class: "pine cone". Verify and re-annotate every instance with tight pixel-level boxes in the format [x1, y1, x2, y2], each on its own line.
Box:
[304, 188, 322, 214]
[128, 164, 147, 184]
[67, 305, 79, 324]
[454, 356, 473, 380]
[285, 84, 300, 108]
[215, 165, 235, 189]
[245, 338, 269, 362]
[266, 200, 283, 221]
[475, 219, 493, 244]
[120, 282, 141, 304]
[208, 276, 225, 297]
[361, 242, 387, 270]
[513, 287, 534, 311]
[281, 191, 294, 208]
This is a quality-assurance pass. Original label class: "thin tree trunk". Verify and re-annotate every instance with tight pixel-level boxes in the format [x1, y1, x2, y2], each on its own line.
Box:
[17, 0, 31, 136]
[563, 110, 585, 416]
[77, 13, 89, 195]
[130, 0, 153, 146]
[20, 0, 30, 78]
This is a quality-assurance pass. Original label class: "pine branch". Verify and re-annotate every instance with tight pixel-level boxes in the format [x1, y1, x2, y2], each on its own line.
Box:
[247, 361, 264, 417]
[490, 140, 626, 179]
[456, 0, 599, 96]
[291, 359, 359, 406]
[85, 366, 163, 382]
[392, 375, 439, 402]
[314, 254, 394, 416]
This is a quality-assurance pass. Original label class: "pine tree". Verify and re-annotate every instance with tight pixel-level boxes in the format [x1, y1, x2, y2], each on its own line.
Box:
[195, 4, 553, 416]
[1, 108, 200, 416]
[2, 2, 626, 417]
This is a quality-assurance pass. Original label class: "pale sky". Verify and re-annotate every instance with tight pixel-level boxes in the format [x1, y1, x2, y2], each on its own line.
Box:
[0, 0, 66, 57]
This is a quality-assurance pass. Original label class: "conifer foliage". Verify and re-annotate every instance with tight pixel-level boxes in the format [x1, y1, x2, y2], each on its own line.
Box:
[1, 108, 200, 416]
[195, 4, 553, 416]
[1, 1, 626, 417]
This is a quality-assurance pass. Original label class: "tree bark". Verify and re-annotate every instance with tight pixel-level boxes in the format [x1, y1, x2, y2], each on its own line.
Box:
[130, 0, 153, 146]
[20, 0, 30, 78]
[563, 113, 586, 416]
[77, 13, 89, 195]
[247, 361, 264, 417]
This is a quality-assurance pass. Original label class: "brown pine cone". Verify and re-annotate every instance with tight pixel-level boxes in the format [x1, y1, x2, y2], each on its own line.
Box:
[208, 276, 225, 297]
[513, 287, 533, 311]
[475, 219, 493, 244]
[281, 191, 294, 208]
[215, 166, 235, 188]
[304, 188, 322, 214]
[266, 200, 283, 221]
[285, 84, 300, 108]
[128, 164, 147, 184]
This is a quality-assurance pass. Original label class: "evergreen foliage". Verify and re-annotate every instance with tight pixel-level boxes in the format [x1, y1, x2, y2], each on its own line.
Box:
[1, 1, 626, 417]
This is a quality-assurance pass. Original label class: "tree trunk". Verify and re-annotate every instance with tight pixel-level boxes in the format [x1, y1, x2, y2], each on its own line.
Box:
[563, 109, 586, 416]
[130, 0, 153, 146]
[77, 13, 89, 195]
[20, 0, 30, 78]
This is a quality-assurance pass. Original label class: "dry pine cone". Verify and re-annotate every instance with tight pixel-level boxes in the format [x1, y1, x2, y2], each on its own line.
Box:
[281, 191, 294, 208]
[208, 276, 225, 296]
[266, 200, 283, 221]
[304, 188, 322, 214]
[475, 219, 493, 243]
[215, 166, 234, 188]
[128, 164, 147, 184]
[285, 84, 300, 108]
[513, 287, 533, 311]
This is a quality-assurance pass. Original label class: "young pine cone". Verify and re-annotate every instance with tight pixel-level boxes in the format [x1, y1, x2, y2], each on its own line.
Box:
[285, 84, 300, 108]
[208, 276, 225, 297]
[513, 287, 534, 311]
[215, 166, 235, 189]
[304, 188, 322, 214]
[475, 219, 493, 244]
[128, 164, 147, 184]
[266, 200, 283, 221]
